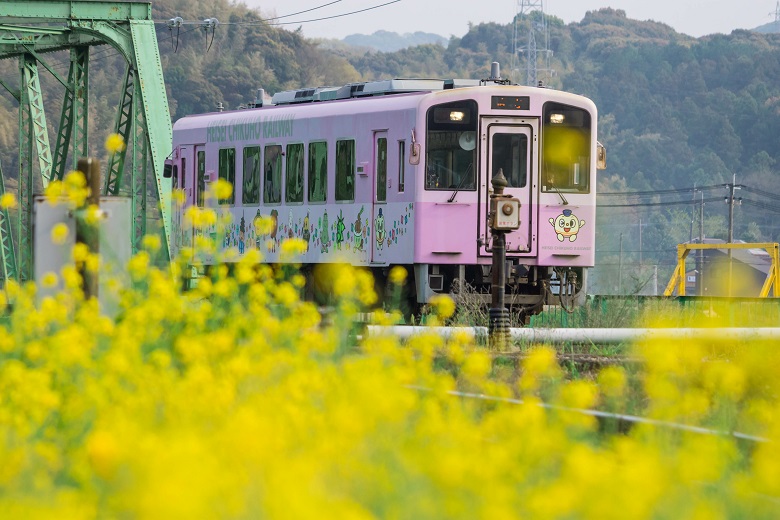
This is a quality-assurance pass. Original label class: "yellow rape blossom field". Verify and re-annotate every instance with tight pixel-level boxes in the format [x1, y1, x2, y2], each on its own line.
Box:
[1, 183, 780, 518]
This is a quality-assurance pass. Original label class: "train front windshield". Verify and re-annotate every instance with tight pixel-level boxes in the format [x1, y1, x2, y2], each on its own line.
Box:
[541, 102, 591, 193]
[425, 100, 478, 191]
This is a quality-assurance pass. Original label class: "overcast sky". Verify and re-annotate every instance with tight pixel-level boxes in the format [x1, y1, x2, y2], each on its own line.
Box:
[240, 0, 775, 40]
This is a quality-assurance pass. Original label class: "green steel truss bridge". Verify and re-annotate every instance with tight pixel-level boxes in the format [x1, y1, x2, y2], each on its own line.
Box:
[0, 1, 172, 282]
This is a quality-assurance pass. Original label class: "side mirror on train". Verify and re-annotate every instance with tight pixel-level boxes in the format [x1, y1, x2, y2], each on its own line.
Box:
[410, 143, 421, 165]
[163, 160, 173, 178]
[597, 142, 607, 170]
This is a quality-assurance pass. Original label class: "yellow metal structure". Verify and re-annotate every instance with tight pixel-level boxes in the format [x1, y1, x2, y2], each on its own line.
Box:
[664, 243, 780, 297]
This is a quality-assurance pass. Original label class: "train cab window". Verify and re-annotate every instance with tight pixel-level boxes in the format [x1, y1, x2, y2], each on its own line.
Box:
[491, 133, 528, 188]
[286, 143, 304, 203]
[398, 140, 405, 193]
[197, 150, 206, 207]
[263, 144, 282, 204]
[336, 139, 355, 202]
[242, 146, 261, 205]
[541, 102, 591, 193]
[308, 141, 327, 203]
[218, 148, 235, 204]
[425, 100, 477, 191]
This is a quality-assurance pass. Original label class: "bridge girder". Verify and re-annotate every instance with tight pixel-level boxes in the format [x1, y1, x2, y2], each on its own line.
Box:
[0, 1, 172, 283]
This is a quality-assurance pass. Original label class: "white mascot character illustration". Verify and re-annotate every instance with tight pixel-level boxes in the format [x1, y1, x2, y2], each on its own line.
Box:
[549, 209, 585, 242]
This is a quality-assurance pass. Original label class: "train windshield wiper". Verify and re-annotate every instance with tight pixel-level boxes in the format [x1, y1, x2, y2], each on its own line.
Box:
[550, 182, 569, 205]
[447, 163, 474, 203]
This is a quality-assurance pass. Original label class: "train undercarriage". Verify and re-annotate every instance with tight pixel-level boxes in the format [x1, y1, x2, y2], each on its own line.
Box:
[413, 262, 587, 320]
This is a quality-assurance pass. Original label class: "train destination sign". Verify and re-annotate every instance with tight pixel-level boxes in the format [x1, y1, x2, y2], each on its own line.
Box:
[491, 95, 530, 110]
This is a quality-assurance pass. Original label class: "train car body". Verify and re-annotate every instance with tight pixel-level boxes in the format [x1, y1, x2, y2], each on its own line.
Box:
[169, 72, 601, 312]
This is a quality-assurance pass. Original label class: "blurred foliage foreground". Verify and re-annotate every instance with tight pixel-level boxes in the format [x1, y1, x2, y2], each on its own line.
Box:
[0, 180, 779, 518]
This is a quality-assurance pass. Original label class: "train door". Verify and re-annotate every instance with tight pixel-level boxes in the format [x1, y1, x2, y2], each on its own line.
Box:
[194, 145, 206, 208]
[171, 147, 190, 255]
[479, 119, 536, 257]
[371, 131, 388, 264]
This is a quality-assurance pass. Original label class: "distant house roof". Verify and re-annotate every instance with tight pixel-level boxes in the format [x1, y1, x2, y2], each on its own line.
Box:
[686, 238, 773, 276]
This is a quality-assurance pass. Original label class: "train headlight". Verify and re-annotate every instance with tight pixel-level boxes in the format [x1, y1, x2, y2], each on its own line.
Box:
[449, 111, 465, 122]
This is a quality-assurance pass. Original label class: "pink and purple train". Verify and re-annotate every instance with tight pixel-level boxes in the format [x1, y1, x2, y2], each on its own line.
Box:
[167, 65, 605, 315]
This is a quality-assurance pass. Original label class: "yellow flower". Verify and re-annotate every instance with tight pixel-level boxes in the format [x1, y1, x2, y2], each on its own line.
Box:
[127, 251, 151, 281]
[104, 133, 126, 154]
[280, 238, 307, 261]
[85, 204, 102, 226]
[560, 380, 598, 410]
[64, 170, 88, 207]
[429, 294, 455, 320]
[597, 366, 627, 398]
[214, 179, 233, 201]
[40, 272, 59, 288]
[142, 234, 162, 253]
[0, 192, 17, 210]
[254, 215, 276, 236]
[44, 180, 65, 206]
[72, 243, 90, 264]
[173, 188, 187, 207]
[85, 253, 100, 273]
[51, 223, 70, 245]
[389, 265, 407, 285]
[87, 430, 120, 479]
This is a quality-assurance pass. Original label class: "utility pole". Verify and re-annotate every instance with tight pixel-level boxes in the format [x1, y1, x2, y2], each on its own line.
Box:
[726, 175, 741, 296]
[698, 191, 704, 296]
[618, 233, 623, 294]
[639, 218, 643, 266]
[689, 184, 696, 243]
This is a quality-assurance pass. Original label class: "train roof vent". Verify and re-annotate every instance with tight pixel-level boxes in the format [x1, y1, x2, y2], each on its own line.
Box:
[443, 79, 482, 89]
[272, 87, 330, 105]
[353, 78, 446, 97]
[313, 87, 342, 101]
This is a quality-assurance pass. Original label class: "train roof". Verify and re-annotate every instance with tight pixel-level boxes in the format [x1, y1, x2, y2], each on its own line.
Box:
[269, 78, 482, 106]
[172, 76, 597, 132]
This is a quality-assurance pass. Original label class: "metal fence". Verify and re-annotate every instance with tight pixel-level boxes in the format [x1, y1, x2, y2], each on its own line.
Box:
[529, 295, 780, 328]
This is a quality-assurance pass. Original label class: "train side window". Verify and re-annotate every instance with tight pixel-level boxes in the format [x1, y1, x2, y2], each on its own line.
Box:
[286, 143, 304, 203]
[218, 148, 236, 205]
[171, 165, 179, 190]
[308, 141, 327, 203]
[263, 144, 282, 204]
[243, 146, 261, 205]
[197, 150, 206, 207]
[336, 139, 355, 202]
[181, 158, 186, 190]
[398, 140, 406, 193]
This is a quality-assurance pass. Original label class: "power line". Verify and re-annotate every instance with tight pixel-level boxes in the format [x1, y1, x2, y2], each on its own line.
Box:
[599, 197, 724, 208]
[266, 0, 345, 21]
[154, 0, 402, 28]
[740, 184, 780, 202]
[742, 199, 780, 214]
[598, 184, 724, 197]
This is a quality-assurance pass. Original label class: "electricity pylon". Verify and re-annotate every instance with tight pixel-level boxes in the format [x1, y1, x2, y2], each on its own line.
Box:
[513, 0, 554, 86]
